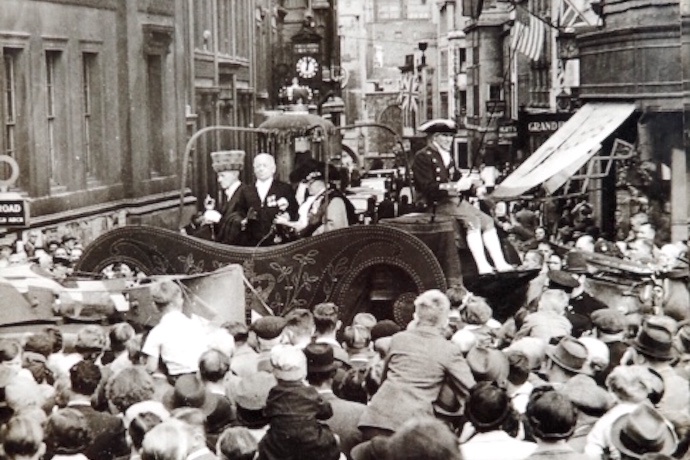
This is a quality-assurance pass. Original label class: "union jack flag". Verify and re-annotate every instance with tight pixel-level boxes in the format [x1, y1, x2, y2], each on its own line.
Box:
[558, 0, 600, 30]
[397, 74, 419, 113]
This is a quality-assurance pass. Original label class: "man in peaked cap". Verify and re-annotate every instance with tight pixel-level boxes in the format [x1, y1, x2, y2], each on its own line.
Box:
[412, 119, 514, 275]
[188, 150, 249, 245]
[562, 250, 608, 318]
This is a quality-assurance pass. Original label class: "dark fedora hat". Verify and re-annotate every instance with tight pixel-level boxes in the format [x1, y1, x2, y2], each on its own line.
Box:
[546, 336, 588, 374]
[466, 346, 509, 386]
[162, 374, 217, 416]
[610, 404, 677, 459]
[304, 343, 340, 373]
[630, 318, 676, 361]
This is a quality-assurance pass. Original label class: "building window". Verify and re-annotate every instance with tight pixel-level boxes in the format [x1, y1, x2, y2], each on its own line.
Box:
[458, 90, 467, 116]
[456, 48, 467, 73]
[218, 0, 232, 55]
[46, 50, 65, 189]
[406, 0, 431, 19]
[147, 54, 164, 176]
[488, 84, 503, 101]
[440, 50, 448, 79]
[82, 52, 102, 182]
[194, 0, 214, 52]
[2, 48, 20, 188]
[3, 51, 16, 159]
[376, 0, 402, 20]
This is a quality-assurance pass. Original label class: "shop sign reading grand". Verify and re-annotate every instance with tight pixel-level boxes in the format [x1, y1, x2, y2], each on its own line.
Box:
[0, 155, 29, 227]
[528, 120, 566, 133]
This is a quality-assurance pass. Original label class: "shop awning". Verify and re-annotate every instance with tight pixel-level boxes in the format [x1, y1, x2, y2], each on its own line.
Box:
[492, 102, 637, 199]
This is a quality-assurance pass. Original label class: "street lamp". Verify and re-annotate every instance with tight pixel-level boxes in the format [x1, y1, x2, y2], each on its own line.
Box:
[417, 42, 428, 122]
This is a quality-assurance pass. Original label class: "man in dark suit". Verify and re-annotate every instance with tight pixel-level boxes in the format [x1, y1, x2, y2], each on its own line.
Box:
[187, 150, 248, 245]
[304, 343, 365, 459]
[67, 361, 129, 460]
[238, 153, 298, 246]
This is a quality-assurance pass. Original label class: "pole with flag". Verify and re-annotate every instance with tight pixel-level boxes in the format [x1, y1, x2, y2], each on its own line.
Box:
[511, 13, 546, 61]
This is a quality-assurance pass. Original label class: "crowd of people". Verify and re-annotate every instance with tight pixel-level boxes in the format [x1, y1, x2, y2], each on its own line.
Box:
[1, 238, 690, 460]
[0, 231, 86, 281]
[0, 120, 687, 459]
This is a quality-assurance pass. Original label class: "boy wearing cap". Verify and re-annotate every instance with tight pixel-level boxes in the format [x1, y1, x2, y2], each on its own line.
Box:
[305, 343, 365, 458]
[259, 344, 340, 460]
[591, 308, 628, 385]
[412, 119, 513, 275]
[231, 316, 287, 378]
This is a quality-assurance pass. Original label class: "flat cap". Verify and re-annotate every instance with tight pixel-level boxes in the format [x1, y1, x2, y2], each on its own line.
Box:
[370, 320, 401, 342]
[590, 308, 626, 334]
[251, 316, 287, 340]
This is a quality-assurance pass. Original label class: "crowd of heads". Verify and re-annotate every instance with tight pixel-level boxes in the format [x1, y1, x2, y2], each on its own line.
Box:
[1, 267, 690, 460]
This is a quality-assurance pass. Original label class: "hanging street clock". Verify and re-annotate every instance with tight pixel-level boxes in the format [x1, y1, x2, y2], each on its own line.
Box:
[296, 56, 319, 79]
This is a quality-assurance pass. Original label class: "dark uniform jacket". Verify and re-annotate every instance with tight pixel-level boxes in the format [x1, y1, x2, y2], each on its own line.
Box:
[412, 143, 461, 207]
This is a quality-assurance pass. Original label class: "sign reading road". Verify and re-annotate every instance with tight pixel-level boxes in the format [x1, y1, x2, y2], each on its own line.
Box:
[0, 194, 29, 227]
[0, 155, 29, 227]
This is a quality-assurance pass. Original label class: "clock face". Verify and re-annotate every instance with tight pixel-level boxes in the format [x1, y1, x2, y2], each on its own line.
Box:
[296, 56, 319, 79]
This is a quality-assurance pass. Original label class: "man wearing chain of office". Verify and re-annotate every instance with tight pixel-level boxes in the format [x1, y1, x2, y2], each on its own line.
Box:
[412, 119, 513, 274]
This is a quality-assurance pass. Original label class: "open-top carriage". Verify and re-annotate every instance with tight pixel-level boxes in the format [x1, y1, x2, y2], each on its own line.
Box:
[71, 215, 541, 327]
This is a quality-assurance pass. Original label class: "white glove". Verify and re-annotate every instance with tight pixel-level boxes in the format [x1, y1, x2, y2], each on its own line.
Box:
[203, 209, 222, 224]
[455, 175, 473, 192]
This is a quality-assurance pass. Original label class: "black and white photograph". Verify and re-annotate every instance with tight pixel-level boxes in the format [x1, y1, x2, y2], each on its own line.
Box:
[0, 0, 689, 459]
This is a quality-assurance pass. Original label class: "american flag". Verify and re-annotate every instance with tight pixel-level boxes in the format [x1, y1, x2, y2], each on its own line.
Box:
[397, 74, 419, 113]
[511, 14, 545, 61]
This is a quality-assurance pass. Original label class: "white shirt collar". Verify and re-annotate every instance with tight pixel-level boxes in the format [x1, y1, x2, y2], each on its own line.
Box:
[433, 141, 453, 168]
[256, 178, 273, 203]
[225, 181, 242, 199]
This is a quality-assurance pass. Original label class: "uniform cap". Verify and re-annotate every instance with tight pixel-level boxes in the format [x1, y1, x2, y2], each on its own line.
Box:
[547, 270, 581, 291]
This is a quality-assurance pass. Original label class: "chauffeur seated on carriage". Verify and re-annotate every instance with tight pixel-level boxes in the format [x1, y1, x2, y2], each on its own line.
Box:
[411, 118, 513, 274]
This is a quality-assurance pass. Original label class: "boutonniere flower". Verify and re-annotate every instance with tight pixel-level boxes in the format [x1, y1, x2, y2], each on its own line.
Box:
[277, 197, 289, 211]
[266, 195, 277, 207]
